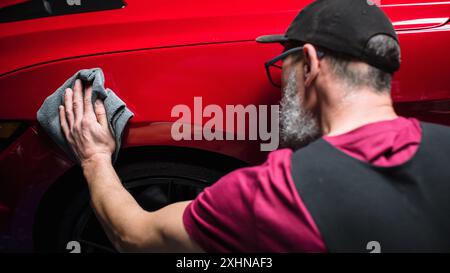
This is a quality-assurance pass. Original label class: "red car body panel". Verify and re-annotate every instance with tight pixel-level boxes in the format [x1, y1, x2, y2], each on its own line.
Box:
[0, 0, 449, 251]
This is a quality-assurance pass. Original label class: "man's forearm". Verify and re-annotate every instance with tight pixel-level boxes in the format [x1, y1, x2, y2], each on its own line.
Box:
[58, 81, 199, 252]
[81, 155, 158, 251]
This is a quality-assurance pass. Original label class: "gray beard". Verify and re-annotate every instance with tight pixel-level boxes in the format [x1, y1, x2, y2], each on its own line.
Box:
[279, 70, 321, 150]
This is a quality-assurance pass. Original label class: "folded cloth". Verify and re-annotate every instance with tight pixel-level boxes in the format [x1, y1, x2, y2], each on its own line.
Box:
[37, 68, 134, 164]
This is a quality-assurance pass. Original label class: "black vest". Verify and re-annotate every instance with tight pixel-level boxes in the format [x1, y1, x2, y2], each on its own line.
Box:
[291, 122, 450, 252]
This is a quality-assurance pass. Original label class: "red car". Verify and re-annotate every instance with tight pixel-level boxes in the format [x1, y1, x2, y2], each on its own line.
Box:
[0, 0, 449, 252]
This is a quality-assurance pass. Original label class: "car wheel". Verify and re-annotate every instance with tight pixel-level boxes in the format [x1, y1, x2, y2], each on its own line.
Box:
[34, 147, 246, 253]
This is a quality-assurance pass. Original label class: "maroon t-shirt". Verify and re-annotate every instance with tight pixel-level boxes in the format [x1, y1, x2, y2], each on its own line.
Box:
[183, 117, 422, 252]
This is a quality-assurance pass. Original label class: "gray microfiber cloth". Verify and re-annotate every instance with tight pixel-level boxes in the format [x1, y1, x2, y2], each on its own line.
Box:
[37, 68, 134, 164]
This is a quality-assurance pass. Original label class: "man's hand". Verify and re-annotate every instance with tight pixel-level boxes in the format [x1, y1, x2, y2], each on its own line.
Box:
[59, 79, 115, 165]
[57, 79, 202, 252]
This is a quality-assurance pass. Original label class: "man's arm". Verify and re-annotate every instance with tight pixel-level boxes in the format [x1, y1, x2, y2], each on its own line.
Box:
[81, 155, 203, 252]
[59, 79, 203, 252]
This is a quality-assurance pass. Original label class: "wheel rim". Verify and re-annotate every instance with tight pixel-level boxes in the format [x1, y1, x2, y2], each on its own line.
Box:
[71, 176, 208, 253]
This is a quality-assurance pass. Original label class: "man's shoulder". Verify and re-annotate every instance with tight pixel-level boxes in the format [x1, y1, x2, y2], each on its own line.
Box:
[420, 121, 450, 131]
[239, 148, 295, 182]
[418, 121, 450, 151]
[266, 148, 294, 162]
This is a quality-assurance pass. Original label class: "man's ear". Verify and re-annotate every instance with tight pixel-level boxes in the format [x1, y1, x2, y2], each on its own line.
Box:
[302, 44, 320, 88]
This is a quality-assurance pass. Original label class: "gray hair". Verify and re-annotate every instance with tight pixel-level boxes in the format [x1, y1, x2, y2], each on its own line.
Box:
[324, 34, 401, 92]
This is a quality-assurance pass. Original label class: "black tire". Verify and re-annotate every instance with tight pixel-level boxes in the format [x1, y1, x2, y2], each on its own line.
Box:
[33, 147, 246, 253]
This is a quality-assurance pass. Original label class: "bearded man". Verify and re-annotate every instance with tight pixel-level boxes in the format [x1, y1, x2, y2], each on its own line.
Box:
[58, 0, 450, 252]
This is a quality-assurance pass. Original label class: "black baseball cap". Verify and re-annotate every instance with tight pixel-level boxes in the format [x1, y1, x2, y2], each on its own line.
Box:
[257, 0, 400, 73]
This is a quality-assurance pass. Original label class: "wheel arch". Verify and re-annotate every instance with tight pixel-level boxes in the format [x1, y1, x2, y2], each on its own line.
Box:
[32, 145, 248, 251]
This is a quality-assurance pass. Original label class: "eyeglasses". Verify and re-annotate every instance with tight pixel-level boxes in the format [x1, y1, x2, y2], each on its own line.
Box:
[264, 46, 325, 88]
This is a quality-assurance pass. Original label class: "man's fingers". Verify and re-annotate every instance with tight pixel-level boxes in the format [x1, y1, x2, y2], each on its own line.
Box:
[59, 105, 71, 141]
[64, 88, 74, 129]
[73, 79, 84, 123]
[94, 99, 108, 128]
[84, 83, 95, 117]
